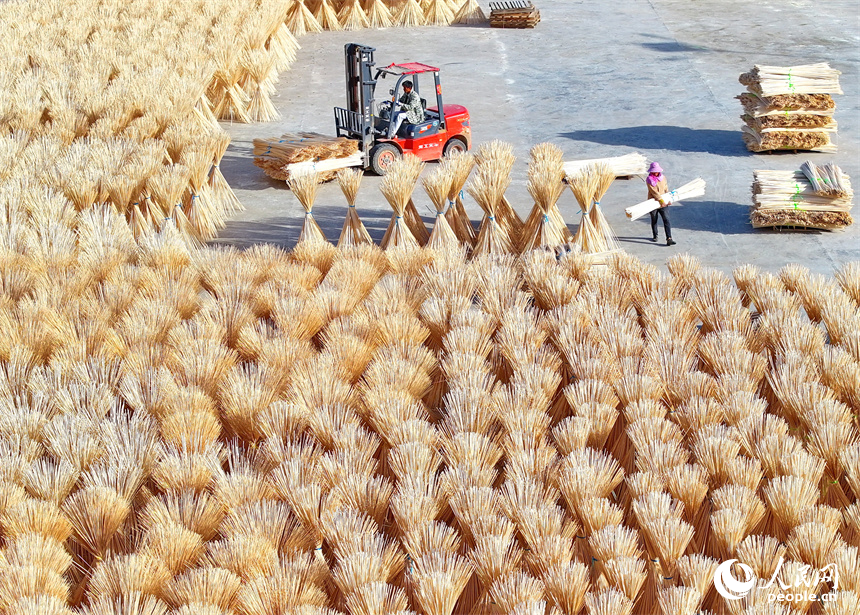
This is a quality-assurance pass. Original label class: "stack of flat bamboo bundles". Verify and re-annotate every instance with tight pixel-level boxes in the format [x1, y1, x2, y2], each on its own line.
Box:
[738, 63, 842, 152]
[489, 0, 540, 28]
[563, 152, 648, 178]
[253, 132, 361, 182]
[751, 162, 853, 229]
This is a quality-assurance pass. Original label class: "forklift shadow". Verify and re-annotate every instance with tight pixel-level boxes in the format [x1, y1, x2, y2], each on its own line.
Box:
[213, 207, 405, 250]
[558, 126, 750, 157]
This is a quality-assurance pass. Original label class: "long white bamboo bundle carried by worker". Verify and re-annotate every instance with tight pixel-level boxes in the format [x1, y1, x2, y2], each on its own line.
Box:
[625, 178, 706, 220]
[563, 152, 648, 178]
[739, 63, 843, 97]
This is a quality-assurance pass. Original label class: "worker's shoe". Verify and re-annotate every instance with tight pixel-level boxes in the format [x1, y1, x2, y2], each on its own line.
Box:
[667, 238, 676, 246]
[650, 236, 658, 242]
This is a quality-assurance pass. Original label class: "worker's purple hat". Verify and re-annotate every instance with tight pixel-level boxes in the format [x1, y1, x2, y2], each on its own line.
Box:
[649, 162, 663, 174]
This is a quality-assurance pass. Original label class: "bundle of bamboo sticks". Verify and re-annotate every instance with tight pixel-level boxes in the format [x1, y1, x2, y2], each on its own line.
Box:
[738, 63, 842, 153]
[253, 132, 361, 182]
[2, 213, 859, 611]
[751, 166, 854, 230]
[625, 178, 707, 220]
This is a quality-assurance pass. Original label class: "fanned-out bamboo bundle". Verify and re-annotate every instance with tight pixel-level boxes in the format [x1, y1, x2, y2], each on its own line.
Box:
[738, 63, 842, 153]
[337, 168, 373, 246]
[424, 0, 455, 25]
[441, 150, 478, 247]
[468, 161, 514, 256]
[750, 168, 854, 230]
[588, 162, 619, 251]
[395, 0, 427, 26]
[453, 0, 487, 24]
[338, 0, 370, 30]
[289, 170, 329, 243]
[563, 152, 648, 179]
[476, 140, 524, 240]
[2, 205, 859, 611]
[365, 0, 394, 28]
[380, 157, 422, 249]
[625, 178, 707, 220]
[521, 143, 571, 251]
[423, 167, 459, 249]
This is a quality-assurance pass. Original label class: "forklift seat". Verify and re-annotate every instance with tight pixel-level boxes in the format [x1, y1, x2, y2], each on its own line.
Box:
[400, 119, 440, 139]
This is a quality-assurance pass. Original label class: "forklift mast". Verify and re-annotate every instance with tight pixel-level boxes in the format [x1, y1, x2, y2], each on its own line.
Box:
[336, 43, 377, 163]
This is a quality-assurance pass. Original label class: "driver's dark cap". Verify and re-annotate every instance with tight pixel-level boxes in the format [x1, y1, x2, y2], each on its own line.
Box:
[403, 80, 413, 89]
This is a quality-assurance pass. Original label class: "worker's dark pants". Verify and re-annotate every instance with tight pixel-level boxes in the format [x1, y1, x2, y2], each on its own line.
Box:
[650, 207, 672, 239]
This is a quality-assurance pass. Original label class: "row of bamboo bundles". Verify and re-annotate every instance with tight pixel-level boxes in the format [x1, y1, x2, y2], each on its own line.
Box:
[751, 161, 854, 230]
[290, 0, 487, 31]
[738, 63, 842, 153]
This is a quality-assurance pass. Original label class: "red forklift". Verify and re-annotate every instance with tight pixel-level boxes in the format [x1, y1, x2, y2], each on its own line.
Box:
[335, 43, 472, 174]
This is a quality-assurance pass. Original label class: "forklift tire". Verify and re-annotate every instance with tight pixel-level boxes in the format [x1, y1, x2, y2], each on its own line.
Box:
[443, 138, 467, 157]
[370, 143, 401, 175]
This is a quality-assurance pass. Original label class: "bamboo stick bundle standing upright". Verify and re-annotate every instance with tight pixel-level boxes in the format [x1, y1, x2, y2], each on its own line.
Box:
[521, 143, 571, 252]
[336, 168, 373, 247]
[424, 0, 454, 25]
[396, 154, 431, 245]
[314, 0, 343, 30]
[589, 162, 619, 251]
[365, 0, 394, 27]
[476, 141, 524, 241]
[338, 0, 370, 29]
[288, 170, 328, 245]
[453, 0, 486, 24]
[286, 0, 324, 35]
[395, 0, 427, 26]
[380, 162, 420, 250]
[209, 130, 245, 216]
[241, 50, 279, 123]
[567, 168, 605, 254]
[423, 166, 459, 250]
[442, 151, 478, 246]
[468, 161, 514, 257]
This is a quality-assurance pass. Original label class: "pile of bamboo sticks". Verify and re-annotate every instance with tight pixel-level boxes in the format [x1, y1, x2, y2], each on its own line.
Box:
[751, 164, 854, 230]
[2, 228, 858, 612]
[253, 133, 360, 182]
[738, 63, 842, 153]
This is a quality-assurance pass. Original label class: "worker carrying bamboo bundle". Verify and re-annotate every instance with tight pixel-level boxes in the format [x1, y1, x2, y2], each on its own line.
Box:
[646, 162, 676, 246]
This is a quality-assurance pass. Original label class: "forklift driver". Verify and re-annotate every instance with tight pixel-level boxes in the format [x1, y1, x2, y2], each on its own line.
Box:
[387, 80, 425, 138]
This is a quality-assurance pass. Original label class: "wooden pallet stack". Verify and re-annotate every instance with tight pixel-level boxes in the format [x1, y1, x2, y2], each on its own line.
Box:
[738, 63, 842, 153]
[751, 161, 854, 230]
[253, 132, 361, 181]
[489, 0, 540, 28]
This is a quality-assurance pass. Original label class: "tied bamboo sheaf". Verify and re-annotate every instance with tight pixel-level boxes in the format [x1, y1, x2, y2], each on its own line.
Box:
[2, 229, 858, 612]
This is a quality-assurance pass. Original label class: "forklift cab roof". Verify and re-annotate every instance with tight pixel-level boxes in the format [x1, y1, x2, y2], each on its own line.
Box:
[378, 62, 440, 76]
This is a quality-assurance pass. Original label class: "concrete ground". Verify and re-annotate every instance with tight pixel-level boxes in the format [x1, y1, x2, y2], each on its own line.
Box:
[217, 0, 859, 275]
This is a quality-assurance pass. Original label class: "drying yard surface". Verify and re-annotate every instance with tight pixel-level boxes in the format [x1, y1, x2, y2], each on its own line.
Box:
[2, 0, 860, 614]
[219, 0, 859, 274]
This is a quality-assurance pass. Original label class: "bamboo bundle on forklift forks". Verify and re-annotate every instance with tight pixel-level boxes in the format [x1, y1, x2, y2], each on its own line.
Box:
[625, 178, 706, 220]
[253, 132, 361, 182]
[489, 0, 540, 28]
[750, 168, 853, 230]
[738, 63, 842, 153]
